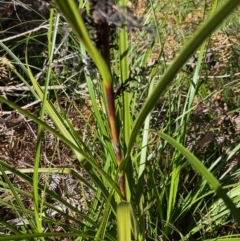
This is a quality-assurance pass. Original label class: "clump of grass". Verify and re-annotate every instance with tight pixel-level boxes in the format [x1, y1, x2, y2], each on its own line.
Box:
[0, 0, 240, 240]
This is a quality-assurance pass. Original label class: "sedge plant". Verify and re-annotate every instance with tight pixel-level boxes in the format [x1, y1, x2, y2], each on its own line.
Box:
[0, 0, 240, 240]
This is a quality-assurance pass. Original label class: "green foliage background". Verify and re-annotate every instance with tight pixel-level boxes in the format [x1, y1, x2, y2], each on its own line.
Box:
[0, 0, 239, 240]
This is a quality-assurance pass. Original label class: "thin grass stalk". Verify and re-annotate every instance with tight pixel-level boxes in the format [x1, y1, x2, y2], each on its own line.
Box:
[117, 0, 131, 200]
[0, 232, 95, 240]
[30, 11, 57, 234]
[136, 79, 155, 240]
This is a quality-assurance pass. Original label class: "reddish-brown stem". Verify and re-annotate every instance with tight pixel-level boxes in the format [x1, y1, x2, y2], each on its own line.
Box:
[95, 16, 125, 199]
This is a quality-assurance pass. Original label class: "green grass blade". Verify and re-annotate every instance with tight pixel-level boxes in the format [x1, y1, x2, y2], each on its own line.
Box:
[0, 232, 95, 240]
